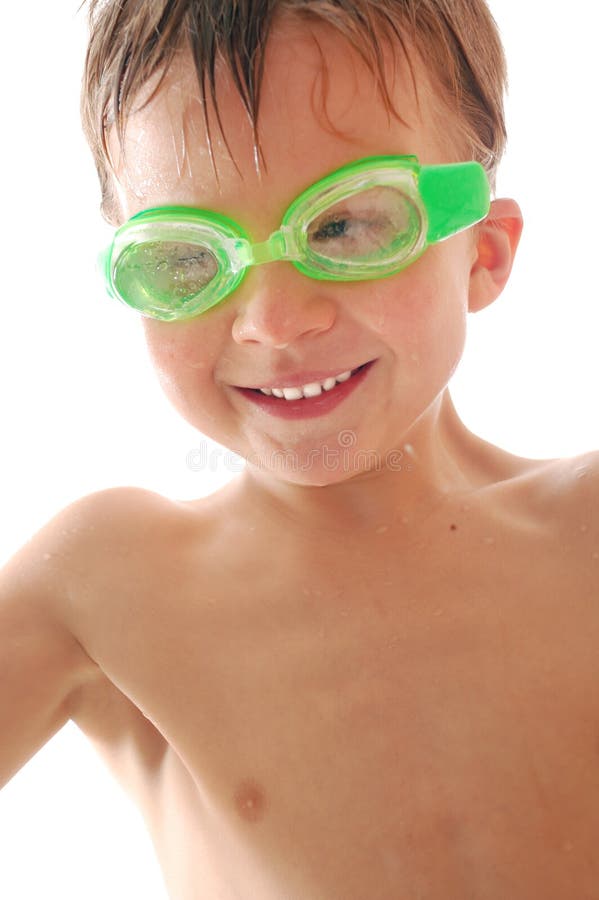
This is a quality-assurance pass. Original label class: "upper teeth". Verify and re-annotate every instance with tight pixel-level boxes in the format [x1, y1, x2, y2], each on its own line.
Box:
[260, 369, 353, 399]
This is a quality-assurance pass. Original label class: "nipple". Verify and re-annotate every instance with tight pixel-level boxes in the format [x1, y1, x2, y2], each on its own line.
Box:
[233, 778, 267, 823]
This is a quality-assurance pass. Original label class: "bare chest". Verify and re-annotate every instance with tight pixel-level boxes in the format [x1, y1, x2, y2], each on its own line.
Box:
[75, 530, 599, 900]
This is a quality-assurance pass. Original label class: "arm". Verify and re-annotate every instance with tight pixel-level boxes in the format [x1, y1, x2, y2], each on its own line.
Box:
[0, 502, 100, 789]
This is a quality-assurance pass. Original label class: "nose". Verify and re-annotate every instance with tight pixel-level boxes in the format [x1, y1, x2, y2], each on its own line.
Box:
[230, 265, 337, 348]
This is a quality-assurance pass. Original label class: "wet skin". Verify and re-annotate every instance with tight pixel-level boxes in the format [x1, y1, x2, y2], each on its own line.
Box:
[55, 14, 599, 900]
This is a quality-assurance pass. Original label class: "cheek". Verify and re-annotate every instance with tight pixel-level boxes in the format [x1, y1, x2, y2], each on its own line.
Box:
[365, 248, 469, 368]
[141, 320, 219, 410]
[140, 319, 235, 439]
[142, 319, 214, 371]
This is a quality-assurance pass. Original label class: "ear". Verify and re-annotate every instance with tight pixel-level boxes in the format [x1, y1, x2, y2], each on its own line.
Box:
[468, 198, 523, 313]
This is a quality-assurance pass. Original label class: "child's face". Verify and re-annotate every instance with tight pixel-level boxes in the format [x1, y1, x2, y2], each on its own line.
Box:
[110, 17, 479, 486]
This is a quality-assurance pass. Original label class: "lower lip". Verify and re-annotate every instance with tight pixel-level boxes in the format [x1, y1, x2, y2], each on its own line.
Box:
[234, 360, 376, 420]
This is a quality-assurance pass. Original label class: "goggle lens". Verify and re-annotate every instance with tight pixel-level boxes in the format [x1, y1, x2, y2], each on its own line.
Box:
[305, 186, 422, 266]
[113, 240, 219, 315]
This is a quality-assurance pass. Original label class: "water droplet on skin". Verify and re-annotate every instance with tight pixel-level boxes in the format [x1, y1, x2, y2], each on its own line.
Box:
[484, 536, 496, 546]
[42, 552, 52, 561]
[593, 552, 599, 560]
[376, 525, 389, 534]
[401, 516, 410, 526]
[460, 504, 471, 513]
[580, 524, 589, 533]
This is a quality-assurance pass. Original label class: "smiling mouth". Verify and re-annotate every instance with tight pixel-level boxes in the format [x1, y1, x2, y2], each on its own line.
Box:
[248, 363, 370, 400]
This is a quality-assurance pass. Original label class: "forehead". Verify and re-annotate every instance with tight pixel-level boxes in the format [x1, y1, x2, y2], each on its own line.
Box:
[109, 16, 453, 220]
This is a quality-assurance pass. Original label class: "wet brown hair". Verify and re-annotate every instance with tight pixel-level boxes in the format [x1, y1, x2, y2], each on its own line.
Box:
[81, 0, 508, 220]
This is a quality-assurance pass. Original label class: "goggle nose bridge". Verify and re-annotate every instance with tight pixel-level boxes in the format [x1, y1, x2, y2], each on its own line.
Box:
[241, 226, 302, 267]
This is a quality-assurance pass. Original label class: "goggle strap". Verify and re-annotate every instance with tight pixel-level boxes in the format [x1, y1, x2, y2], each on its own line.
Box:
[419, 162, 491, 243]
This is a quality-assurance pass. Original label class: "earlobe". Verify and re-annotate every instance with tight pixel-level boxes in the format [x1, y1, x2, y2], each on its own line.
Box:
[468, 198, 524, 313]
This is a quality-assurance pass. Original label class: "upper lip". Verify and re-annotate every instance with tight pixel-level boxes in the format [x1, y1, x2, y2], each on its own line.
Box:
[236, 361, 373, 390]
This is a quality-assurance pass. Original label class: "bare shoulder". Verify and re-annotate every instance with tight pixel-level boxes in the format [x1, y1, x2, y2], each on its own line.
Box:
[556, 449, 599, 557]
[470, 448, 598, 585]
[46, 484, 199, 570]
[519, 450, 599, 582]
[56, 484, 191, 538]
[527, 449, 599, 518]
[494, 448, 598, 509]
[2, 484, 199, 678]
[561, 448, 599, 508]
[0, 486, 182, 649]
[41, 484, 202, 625]
[16, 484, 186, 550]
[13, 485, 177, 588]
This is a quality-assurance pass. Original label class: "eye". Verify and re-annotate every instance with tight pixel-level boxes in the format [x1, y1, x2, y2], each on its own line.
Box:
[114, 240, 219, 306]
[311, 217, 353, 241]
[305, 186, 421, 262]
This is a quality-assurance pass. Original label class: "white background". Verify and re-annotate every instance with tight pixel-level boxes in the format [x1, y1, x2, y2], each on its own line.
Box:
[0, 2, 597, 897]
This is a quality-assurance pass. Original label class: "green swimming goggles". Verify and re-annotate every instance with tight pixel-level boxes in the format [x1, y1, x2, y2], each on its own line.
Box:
[100, 154, 490, 322]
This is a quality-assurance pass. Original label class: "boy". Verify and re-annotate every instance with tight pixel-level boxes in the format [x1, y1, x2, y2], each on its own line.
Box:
[2, 1, 598, 898]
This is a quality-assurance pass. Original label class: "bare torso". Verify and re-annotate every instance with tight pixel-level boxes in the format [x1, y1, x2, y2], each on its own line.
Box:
[67, 452, 599, 900]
